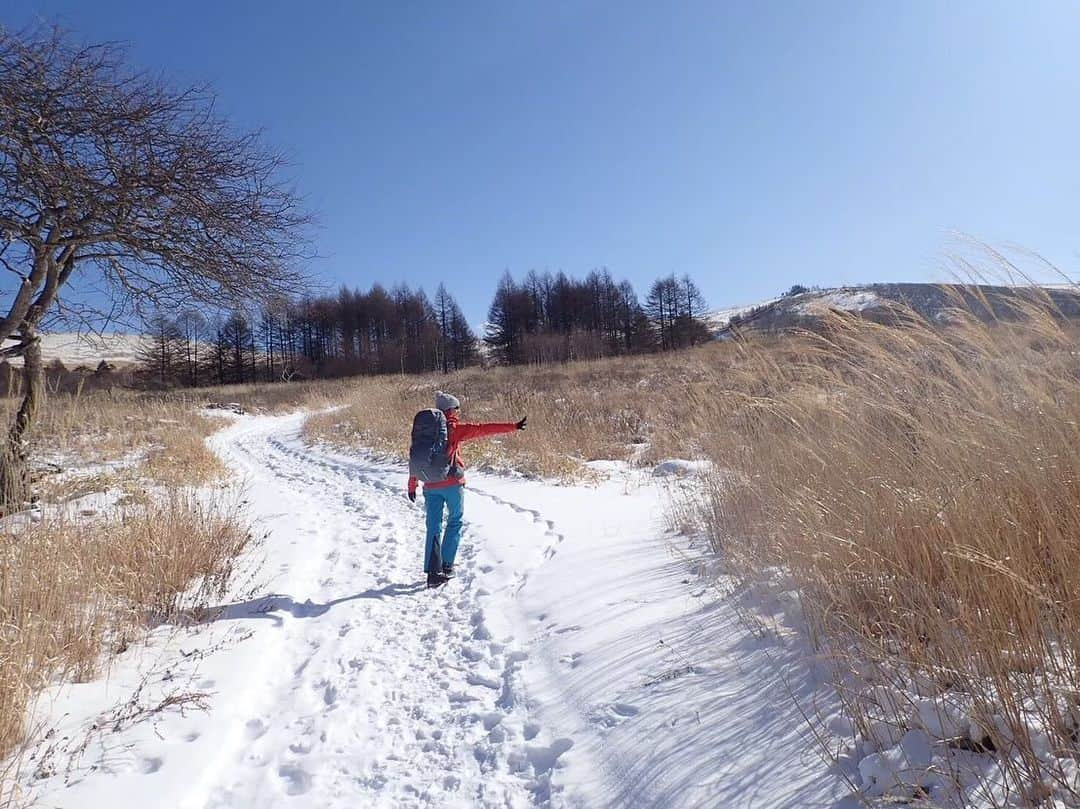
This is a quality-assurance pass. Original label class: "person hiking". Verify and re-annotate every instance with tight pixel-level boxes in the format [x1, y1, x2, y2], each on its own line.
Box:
[408, 391, 526, 588]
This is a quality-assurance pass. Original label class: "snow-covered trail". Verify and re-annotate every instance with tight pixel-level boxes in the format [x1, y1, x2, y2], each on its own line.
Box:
[194, 412, 560, 808]
[18, 411, 856, 809]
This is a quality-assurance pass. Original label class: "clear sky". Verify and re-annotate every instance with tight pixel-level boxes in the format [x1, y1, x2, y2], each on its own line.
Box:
[6, 0, 1080, 324]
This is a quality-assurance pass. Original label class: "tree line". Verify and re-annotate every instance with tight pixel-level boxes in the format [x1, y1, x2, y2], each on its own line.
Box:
[485, 270, 711, 364]
[136, 283, 479, 387]
[134, 270, 713, 387]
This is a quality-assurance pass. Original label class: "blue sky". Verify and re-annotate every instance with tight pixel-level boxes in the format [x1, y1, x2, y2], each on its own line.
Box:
[6, 1, 1080, 324]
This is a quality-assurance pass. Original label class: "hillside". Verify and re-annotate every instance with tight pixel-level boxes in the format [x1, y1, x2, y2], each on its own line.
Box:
[718, 283, 1080, 336]
[1, 332, 145, 368]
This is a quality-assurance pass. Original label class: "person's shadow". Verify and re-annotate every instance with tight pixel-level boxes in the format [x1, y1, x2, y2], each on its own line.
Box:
[170, 582, 426, 627]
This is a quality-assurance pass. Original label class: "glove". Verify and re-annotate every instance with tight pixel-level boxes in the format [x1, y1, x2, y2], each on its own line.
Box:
[516, 416, 527, 431]
[408, 490, 416, 503]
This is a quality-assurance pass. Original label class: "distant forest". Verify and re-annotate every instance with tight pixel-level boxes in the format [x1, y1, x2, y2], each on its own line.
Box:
[11, 270, 713, 391]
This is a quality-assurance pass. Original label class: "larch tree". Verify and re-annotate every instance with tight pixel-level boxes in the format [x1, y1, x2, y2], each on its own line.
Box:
[0, 26, 311, 507]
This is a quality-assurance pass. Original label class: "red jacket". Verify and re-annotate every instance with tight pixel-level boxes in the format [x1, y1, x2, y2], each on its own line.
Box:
[408, 410, 518, 493]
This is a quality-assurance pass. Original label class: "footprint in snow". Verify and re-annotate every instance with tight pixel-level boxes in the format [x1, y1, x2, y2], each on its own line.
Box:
[559, 651, 584, 669]
[322, 683, 338, 706]
[461, 644, 486, 663]
[473, 711, 505, 731]
[525, 738, 575, 776]
[277, 764, 313, 796]
[590, 702, 641, 728]
[289, 738, 313, 755]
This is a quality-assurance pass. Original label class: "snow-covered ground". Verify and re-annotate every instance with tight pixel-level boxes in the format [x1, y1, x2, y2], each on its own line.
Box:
[705, 299, 778, 330]
[11, 412, 856, 808]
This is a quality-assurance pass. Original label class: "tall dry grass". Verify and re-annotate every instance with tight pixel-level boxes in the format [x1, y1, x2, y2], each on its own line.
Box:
[691, 297, 1080, 803]
[0, 494, 251, 762]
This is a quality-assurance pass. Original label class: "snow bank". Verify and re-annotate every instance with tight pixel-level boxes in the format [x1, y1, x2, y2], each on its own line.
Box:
[705, 298, 779, 329]
[845, 672, 1080, 805]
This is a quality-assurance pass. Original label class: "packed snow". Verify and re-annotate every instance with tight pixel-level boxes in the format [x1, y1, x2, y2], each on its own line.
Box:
[9, 412, 857, 808]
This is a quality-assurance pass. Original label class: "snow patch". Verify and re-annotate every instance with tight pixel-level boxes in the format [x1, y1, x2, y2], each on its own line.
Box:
[858, 729, 938, 798]
[652, 458, 713, 477]
[793, 289, 881, 315]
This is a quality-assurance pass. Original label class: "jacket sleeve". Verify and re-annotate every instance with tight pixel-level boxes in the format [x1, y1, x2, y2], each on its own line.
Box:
[453, 421, 518, 443]
[407, 475, 418, 495]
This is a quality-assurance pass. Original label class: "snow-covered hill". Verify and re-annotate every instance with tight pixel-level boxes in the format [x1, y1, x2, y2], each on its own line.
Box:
[704, 298, 779, 330]
[715, 282, 1080, 336]
[2, 332, 144, 367]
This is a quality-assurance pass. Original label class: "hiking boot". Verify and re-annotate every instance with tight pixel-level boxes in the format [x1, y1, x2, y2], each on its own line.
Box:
[441, 564, 455, 578]
[427, 571, 449, 589]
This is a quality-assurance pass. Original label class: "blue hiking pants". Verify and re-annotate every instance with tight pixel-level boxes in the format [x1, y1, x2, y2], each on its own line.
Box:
[424, 484, 464, 572]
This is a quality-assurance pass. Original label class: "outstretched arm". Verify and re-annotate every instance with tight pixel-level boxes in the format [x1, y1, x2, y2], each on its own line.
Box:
[454, 420, 522, 443]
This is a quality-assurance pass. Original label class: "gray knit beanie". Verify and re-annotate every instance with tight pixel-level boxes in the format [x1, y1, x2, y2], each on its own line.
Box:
[435, 391, 460, 411]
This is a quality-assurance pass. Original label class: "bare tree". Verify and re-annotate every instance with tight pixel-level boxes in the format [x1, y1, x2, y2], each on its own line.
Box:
[433, 283, 453, 373]
[0, 26, 312, 508]
[136, 311, 182, 387]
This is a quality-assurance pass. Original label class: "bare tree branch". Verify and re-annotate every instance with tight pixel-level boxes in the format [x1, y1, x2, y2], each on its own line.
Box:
[0, 23, 314, 347]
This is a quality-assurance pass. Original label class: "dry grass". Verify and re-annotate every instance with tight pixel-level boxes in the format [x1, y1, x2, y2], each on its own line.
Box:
[303, 351, 735, 479]
[690, 297, 1080, 802]
[0, 378, 357, 500]
[0, 389, 224, 494]
[0, 493, 251, 761]
[202, 377, 358, 414]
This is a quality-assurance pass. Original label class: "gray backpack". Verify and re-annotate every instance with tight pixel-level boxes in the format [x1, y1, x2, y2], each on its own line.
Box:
[409, 409, 451, 483]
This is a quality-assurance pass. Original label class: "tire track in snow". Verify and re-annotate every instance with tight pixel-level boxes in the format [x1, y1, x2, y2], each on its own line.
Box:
[196, 414, 569, 809]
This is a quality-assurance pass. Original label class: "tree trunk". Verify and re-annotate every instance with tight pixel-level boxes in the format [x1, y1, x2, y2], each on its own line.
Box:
[1, 333, 43, 512]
